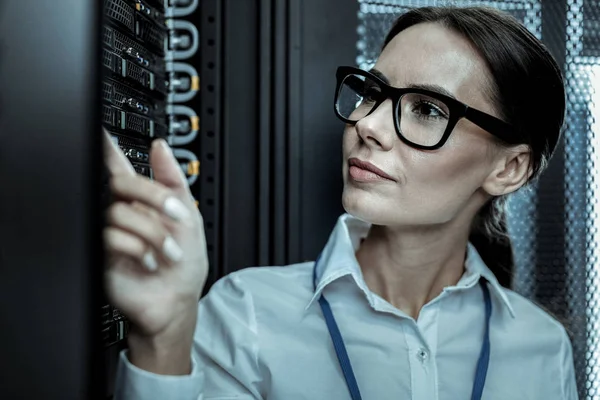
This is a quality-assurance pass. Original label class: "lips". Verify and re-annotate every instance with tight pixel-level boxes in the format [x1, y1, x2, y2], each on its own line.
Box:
[348, 157, 396, 182]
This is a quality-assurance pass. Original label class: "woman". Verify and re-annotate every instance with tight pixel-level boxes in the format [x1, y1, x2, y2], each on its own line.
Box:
[106, 6, 577, 400]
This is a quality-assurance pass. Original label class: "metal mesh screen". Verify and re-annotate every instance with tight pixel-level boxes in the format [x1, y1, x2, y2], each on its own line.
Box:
[565, 1, 600, 397]
[356, 0, 597, 398]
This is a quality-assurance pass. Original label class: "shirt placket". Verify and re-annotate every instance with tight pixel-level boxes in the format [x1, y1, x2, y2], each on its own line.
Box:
[403, 303, 440, 400]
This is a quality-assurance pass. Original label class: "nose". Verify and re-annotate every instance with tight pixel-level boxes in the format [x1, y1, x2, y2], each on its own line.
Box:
[354, 99, 396, 151]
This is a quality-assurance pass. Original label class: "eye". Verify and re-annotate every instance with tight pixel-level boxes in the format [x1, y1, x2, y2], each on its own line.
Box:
[414, 101, 446, 117]
[406, 94, 449, 120]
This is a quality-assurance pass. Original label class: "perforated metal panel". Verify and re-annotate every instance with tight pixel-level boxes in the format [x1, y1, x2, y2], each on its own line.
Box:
[357, 1, 597, 398]
[565, 1, 600, 398]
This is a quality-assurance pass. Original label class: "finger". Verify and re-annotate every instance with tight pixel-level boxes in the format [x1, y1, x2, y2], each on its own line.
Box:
[104, 227, 158, 271]
[131, 201, 179, 232]
[107, 202, 184, 263]
[131, 200, 161, 219]
[150, 139, 191, 195]
[110, 175, 192, 223]
[103, 128, 136, 177]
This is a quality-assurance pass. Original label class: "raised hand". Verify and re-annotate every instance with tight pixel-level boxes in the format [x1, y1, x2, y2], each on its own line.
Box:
[102, 130, 208, 373]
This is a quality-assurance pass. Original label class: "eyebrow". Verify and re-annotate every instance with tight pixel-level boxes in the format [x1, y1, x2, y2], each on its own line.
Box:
[369, 68, 458, 101]
[369, 68, 390, 84]
[408, 83, 457, 100]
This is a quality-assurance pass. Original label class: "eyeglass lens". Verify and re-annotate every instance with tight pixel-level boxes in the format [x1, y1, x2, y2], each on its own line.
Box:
[336, 73, 451, 147]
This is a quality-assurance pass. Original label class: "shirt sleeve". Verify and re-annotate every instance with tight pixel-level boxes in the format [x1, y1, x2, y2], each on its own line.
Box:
[560, 329, 579, 400]
[113, 272, 263, 400]
[114, 350, 204, 400]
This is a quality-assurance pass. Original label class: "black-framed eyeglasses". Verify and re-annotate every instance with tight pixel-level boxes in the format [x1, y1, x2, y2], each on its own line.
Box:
[333, 66, 519, 150]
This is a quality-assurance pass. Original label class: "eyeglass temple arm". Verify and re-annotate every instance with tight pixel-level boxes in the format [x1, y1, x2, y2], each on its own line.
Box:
[464, 107, 520, 144]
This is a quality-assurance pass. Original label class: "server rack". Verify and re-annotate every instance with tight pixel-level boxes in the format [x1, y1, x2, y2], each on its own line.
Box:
[101, 0, 199, 348]
[100, 0, 209, 396]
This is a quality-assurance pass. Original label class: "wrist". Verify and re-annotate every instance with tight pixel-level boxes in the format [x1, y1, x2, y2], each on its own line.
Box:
[127, 306, 198, 375]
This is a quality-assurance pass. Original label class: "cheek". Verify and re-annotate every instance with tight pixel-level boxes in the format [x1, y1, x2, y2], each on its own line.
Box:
[396, 139, 493, 222]
[341, 139, 492, 227]
[342, 126, 357, 153]
[410, 133, 491, 183]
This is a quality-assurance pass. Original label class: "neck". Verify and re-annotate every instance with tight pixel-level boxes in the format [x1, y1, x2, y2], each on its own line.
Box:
[356, 224, 470, 320]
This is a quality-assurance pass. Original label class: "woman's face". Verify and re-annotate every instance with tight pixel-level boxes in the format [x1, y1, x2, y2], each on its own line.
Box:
[342, 22, 506, 229]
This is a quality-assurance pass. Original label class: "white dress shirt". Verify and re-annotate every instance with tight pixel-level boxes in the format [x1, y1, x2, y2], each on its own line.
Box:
[115, 213, 578, 400]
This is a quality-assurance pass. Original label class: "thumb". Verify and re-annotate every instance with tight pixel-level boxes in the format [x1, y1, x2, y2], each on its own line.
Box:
[103, 128, 136, 177]
[150, 139, 191, 195]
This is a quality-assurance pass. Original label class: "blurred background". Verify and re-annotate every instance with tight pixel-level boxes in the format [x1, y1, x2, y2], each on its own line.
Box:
[0, 0, 598, 398]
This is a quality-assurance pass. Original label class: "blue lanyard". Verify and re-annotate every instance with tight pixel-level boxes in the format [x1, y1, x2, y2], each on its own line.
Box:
[313, 258, 492, 400]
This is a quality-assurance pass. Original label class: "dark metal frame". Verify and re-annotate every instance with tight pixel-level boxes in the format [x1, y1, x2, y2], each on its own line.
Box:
[199, 0, 358, 290]
[0, 0, 104, 398]
[537, 0, 568, 316]
[197, 0, 223, 295]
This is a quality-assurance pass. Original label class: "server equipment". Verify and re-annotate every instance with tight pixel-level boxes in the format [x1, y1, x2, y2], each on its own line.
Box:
[100, 0, 200, 351]
[100, 1, 204, 397]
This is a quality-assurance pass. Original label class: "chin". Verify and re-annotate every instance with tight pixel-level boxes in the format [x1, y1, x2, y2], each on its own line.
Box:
[341, 185, 397, 226]
[342, 183, 452, 228]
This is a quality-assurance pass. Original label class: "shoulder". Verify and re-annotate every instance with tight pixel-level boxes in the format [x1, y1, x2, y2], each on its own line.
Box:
[498, 287, 572, 352]
[504, 288, 567, 331]
[199, 261, 317, 314]
[213, 261, 315, 295]
[492, 288, 577, 396]
[195, 262, 318, 356]
[226, 261, 316, 289]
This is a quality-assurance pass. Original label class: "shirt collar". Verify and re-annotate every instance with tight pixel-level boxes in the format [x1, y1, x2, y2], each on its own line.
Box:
[460, 241, 516, 318]
[306, 213, 516, 318]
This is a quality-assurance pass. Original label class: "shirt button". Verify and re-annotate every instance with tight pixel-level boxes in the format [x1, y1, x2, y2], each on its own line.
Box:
[417, 348, 429, 362]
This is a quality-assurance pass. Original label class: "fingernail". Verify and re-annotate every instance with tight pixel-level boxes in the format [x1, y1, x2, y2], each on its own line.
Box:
[163, 236, 184, 262]
[163, 197, 190, 221]
[143, 252, 158, 271]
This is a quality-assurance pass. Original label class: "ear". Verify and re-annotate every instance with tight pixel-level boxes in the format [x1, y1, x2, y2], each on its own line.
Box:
[482, 144, 532, 196]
